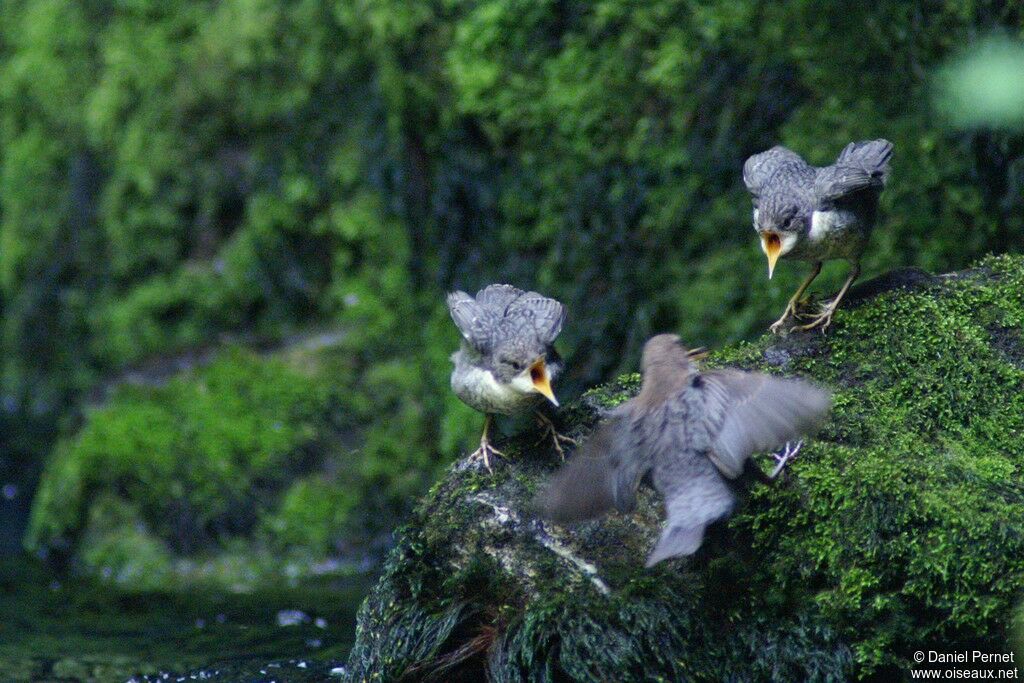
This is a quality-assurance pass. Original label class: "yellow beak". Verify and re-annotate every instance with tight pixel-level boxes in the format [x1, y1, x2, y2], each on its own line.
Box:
[530, 359, 559, 407]
[761, 232, 782, 279]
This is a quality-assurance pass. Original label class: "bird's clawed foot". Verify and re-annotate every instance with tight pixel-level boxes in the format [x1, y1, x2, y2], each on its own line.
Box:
[535, 412, 577, 460]
[770, 288, 822, 334]
[789, 262, 858, 334]
[790, 298, 840, 333]
[769, 440, 803, 479]
[769, 299, 807, 335]
[772, 289, 842, 334]
[769, 309, 796, 335]
[469, 438, 505, 474]
[769, 262, 825, 335]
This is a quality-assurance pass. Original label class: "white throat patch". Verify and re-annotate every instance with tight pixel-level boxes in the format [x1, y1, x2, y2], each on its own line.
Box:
[810, 210, 837, 242]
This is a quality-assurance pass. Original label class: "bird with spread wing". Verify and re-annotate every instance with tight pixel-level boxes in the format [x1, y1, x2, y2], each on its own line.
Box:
[538, 334, 831, 566]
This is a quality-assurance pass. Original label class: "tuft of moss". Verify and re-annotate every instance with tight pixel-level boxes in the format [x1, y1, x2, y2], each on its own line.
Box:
[347, 255, 1024, 681]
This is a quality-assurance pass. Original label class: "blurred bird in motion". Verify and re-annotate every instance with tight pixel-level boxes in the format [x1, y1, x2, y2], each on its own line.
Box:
[743, 139, 893, 333]
[537, 334, 830, 566]
[447, 284, 572, 472]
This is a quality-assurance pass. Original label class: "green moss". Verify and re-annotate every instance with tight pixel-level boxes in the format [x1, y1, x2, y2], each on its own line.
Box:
[261, 475, 360, 552]
[579, 373, 642, 409]
[348, 255, 1024, 681]
[77, 495, 176, 590]
[25, 347, 356, 586]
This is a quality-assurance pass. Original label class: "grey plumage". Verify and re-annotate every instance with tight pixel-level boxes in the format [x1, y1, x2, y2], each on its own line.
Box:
[447, 284, 569, 469]
[814, 140, 892, 204]
[538, 334, 831, 566]
[447, 285, 565, 362]
[448, 284, 565, 412]
[744, 140, 891, 224]
[743, 139, 893, 333]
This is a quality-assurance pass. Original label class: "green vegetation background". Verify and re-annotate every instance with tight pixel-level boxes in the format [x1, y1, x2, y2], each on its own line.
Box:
[1, 1, 1022, 577]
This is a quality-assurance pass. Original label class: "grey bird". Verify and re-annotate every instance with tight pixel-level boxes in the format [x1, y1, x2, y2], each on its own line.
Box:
[537, 334, 831, 566]
[743, 139, 893, 333]
[447, 284, 572, 471]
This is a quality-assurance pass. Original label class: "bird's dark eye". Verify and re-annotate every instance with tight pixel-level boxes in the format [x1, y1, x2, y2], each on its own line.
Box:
[511, 361, 523, 371]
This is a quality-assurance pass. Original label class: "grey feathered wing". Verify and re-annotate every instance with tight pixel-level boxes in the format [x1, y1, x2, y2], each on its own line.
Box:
[451, 284, 566, 349]
[835, 138, 893, 176]
[474, 284, 525, 311]
[507, 293, 567, 345]
[814, 139, 893, 207]
[698, 370, 832, 479]
[742, 146, 805, 205]
[536, 402, 648, 523]
[446, 291, 497, 353]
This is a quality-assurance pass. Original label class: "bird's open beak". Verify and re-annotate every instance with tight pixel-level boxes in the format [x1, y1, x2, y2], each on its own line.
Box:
[529, 359, 559, 407]
[761, 232, 782, 279]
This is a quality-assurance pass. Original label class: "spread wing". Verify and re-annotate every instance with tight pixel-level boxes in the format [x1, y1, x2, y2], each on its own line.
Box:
[742, 146, 805, 205]
[446, 291, 497, 353]
[474, 284, 525, 311]
[536, 402, 647, 523]
[697, 370, 831, 479]
[814, 139, 893, 207]
[834, 138, 893, 175]
[457, 284, 566, 347]
[506, 293, 566, 345]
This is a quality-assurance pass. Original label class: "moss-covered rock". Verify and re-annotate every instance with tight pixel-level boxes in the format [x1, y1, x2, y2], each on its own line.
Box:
[347, 254, 1024, 681]
[24, 346, 376, 587]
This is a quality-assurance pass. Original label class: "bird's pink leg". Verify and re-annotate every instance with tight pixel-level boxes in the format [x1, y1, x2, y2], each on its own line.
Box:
[769, 440, 804, 479]
[468, 414, 505, 473]
[792, 262, 860, 333]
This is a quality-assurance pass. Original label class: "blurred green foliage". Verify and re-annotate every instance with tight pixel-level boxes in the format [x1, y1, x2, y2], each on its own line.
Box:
[935, 37, 1024, 129]
[2, 1, 1023, 564]
[26, 349, 353, 572]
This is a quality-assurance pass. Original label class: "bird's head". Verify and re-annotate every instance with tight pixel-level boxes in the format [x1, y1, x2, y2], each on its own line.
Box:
[638, 334, 705, 406]
[494, 341, 559, 406]
[641, 334, 691, 373]
[754, 204, 804, 279]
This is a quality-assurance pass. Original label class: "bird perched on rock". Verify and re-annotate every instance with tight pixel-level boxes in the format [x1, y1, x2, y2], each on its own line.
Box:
[447, 284, 572, 471]
[538, 334, 830, 566]
[743, 139, 893, 333]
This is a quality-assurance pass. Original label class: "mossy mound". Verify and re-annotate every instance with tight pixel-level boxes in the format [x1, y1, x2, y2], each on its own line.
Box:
[25, 346, 370, 588]
[347, 254, 1024, 681]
